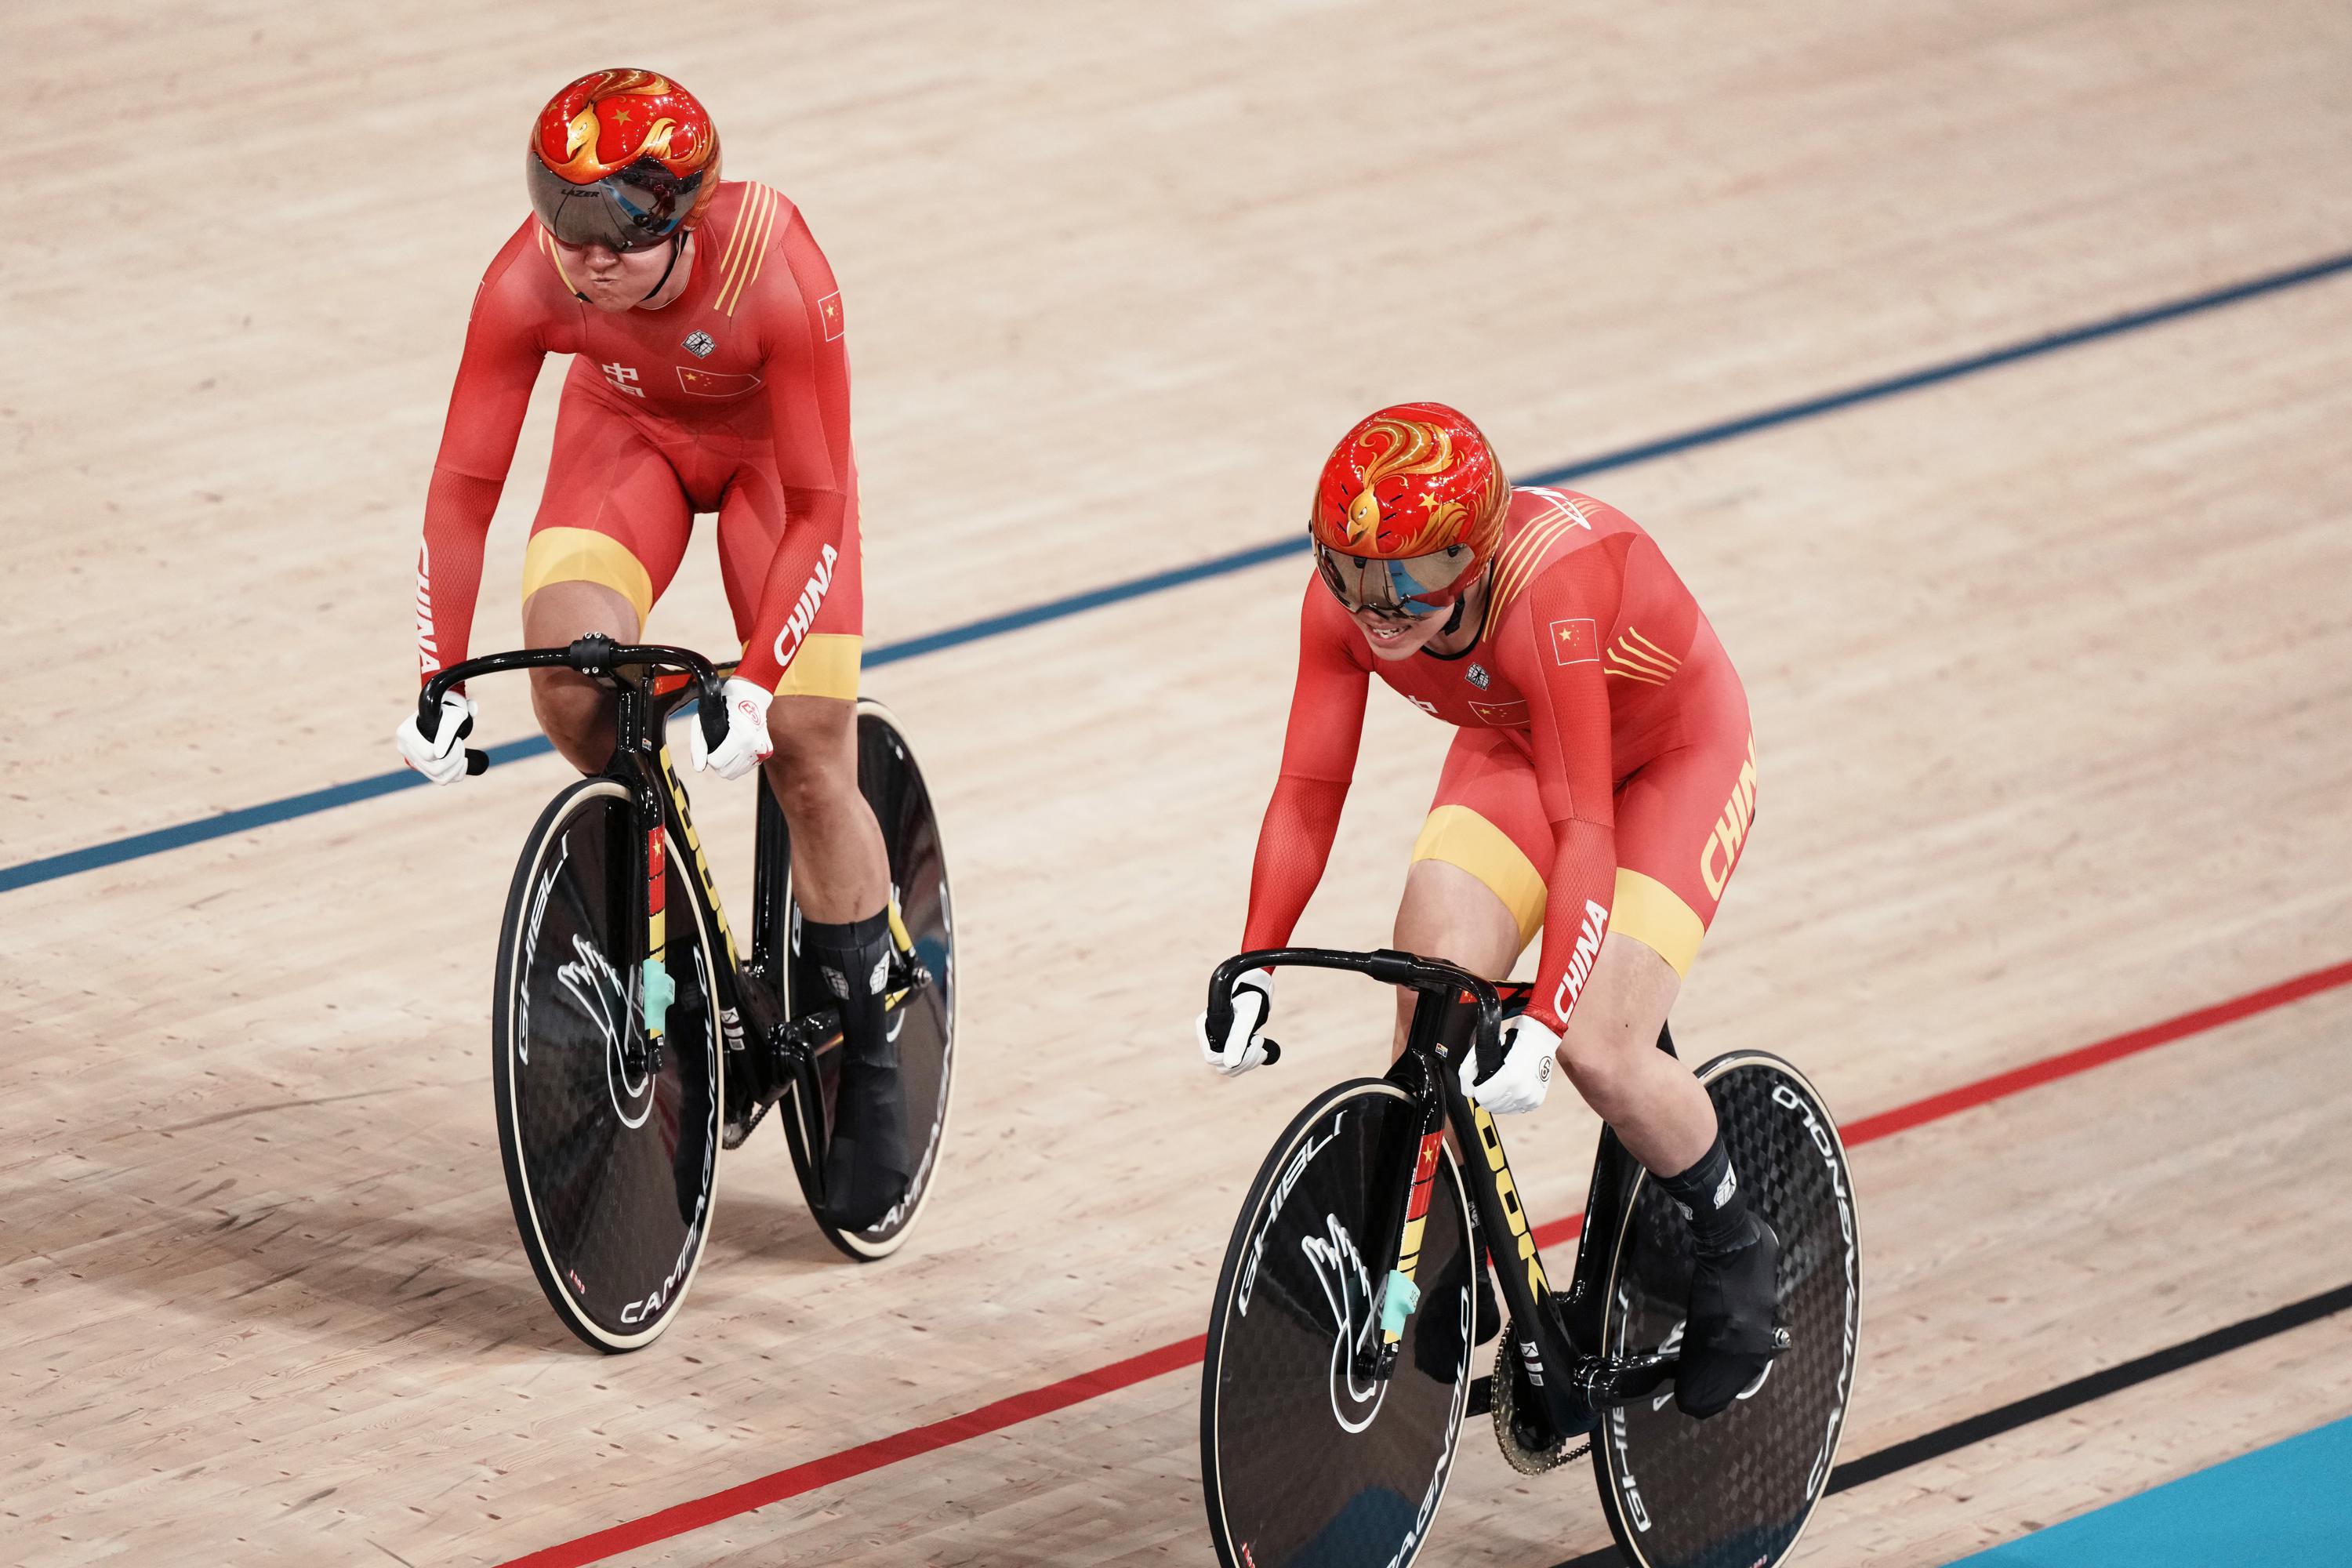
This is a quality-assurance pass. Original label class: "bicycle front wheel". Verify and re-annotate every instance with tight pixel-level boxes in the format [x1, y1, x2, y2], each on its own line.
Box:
[1202, 1079, 1475, 1568]
[492, 777, 724, 1352]
[1592, 1051, 1862, 1568]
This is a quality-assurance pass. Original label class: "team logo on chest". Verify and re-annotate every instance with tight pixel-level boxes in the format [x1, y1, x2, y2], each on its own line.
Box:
[682, 330, 717, 358]
[1466, 663, 1490, 689]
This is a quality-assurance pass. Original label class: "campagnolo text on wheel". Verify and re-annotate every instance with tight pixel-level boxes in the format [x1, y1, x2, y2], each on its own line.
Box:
[390, 69, 954, 1352]
[1192, 405, 1861, 1566]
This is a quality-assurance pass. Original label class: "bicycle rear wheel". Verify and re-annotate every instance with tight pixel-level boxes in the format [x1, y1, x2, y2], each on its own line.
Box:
[1592, 1051, 1861, 1568]
[773, 699, 956, 1260]
[492, 777, 723, 1352]
[1202, 1080, 1475, 1568]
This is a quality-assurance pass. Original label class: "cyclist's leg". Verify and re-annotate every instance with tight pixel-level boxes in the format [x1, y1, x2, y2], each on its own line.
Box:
[518, 387, 694, 772]
[1392, 728, 1546, 1052]
[1600, 672, 1771, 1415]
[1393, 731, 1545, 1365]
[713, 468, 887, 919]
[718, 469, 899, 1227]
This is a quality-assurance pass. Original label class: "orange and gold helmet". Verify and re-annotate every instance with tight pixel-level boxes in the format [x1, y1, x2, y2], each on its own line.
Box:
[526, 69, 721, 252]
[1309, 402, 1511, 619]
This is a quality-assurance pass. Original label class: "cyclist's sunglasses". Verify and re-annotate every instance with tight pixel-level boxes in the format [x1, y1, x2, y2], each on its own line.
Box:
[1313, 539, 1479, 620]
[528, 154, 705, 254]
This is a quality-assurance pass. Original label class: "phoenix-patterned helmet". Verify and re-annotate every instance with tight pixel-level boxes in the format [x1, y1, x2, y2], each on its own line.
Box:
[1309, 402, 1511, 619]
[526, 69, 721, 253]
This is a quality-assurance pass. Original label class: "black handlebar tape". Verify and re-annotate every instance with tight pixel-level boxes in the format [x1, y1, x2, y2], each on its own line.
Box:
[697, 678, 730, 753]
[1205, 946, 1505, 1069]
[415, 696, 476, 763]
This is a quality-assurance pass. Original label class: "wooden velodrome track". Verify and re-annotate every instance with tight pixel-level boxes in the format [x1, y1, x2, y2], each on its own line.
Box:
[7, 2, 2350, 1563]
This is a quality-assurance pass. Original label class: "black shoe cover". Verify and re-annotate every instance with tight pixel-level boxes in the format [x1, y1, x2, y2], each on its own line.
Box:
[804, 911, 910, 1232]
[822, 1051, 910, 1231]
[1675, 1212, 1784, 1418]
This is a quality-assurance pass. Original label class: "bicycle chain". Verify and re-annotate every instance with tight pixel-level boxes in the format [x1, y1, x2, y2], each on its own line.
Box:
[1491, 1323, 1589, 1475]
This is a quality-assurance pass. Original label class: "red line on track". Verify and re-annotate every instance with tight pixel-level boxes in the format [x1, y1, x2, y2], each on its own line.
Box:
[502, 1336, 1207, 1567]
[500, 957, 2352, 1568]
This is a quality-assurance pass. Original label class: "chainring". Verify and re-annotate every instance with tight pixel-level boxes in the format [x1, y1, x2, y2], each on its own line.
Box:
[1491, 1321, 1590, 1475]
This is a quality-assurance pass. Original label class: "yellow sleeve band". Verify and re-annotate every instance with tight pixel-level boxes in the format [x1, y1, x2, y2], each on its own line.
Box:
[1410, 810, 1708, 978]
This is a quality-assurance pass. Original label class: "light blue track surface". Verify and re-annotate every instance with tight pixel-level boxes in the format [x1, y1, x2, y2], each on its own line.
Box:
[6, 250, 2351, 897]
[1945, 1414, 2352, 1567]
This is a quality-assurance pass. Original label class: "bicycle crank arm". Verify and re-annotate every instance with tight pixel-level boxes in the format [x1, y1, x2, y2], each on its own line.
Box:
[768, 1005, 844, 1073]
[1573, 1349, 1679, 1408]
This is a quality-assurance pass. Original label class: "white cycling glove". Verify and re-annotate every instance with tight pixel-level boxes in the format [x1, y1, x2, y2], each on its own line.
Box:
[394, 691, 477, 786]
[688, 677, 775, 781]
[1197, 966, 1278, 1076]
[1461, 1013, 1559, 1115]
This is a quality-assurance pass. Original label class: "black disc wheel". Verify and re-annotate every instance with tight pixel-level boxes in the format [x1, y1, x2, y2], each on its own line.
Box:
[492, 778, 723, 1352]
[1592, 1051, 1861, 1568]
[778, 699, 956, 1261]
[1202, 1080, 1477, 1568]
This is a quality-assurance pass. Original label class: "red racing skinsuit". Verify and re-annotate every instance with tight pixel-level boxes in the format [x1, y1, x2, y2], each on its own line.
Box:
[1243, 487, 1758, 1033]
[412, 180, 861, 699]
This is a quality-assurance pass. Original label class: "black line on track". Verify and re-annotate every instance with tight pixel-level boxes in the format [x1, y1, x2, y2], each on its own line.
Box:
[1547, 1278, 2352, 1568]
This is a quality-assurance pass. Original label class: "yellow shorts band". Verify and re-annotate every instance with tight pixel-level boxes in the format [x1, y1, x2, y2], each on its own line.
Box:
[1411, 805, 1547, 951]
[521, 528, 655, 630]
[772, 633, 862, 701]
[1411, 809, 1708, 978]
[1609, 867, 1705, 978]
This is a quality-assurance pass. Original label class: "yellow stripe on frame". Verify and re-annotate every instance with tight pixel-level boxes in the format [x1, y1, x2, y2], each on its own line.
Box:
[1411, 804, 1547, 951]
[521, 528, 654, 629]
[1610, 867, 1705, 978]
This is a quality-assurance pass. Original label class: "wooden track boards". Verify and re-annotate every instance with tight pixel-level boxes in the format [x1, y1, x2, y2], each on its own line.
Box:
[5, 2, 2350, 1564]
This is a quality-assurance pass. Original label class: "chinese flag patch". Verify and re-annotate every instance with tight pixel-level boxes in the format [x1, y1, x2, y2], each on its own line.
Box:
[676, 367, 764, 398]
[1550, 618, 1599, 665]
[818, 291, 844, 342]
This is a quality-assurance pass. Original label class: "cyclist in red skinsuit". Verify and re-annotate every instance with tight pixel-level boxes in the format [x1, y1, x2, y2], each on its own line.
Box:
[1246, 482, 1756, 1035]
[415, 180, 862, 699]
[1199, 404, 1777, 1419]
[395, 71, 906, 1231]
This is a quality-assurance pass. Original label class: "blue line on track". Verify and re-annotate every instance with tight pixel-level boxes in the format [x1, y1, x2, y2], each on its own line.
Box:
[7, 249, 2350, 896]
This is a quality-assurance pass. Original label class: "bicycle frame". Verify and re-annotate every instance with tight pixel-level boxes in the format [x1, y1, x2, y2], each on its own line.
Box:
[419, 637, 843, 1144]
[1205, 947, 1679, 1443]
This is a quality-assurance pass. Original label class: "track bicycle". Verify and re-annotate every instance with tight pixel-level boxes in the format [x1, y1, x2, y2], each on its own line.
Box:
[415, 634, 956, 1352]
[1198, 947, 1859, 1568]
